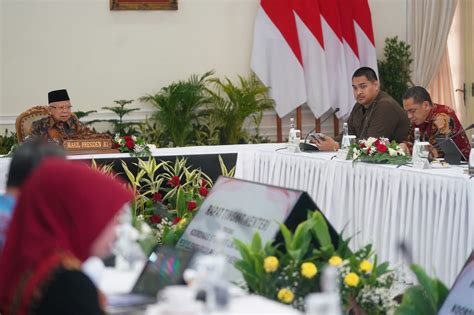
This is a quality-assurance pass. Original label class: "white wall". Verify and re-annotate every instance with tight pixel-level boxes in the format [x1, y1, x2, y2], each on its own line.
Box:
[0, 0, 407, 138]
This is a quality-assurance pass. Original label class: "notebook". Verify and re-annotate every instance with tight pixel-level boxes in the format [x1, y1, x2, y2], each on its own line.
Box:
[105, 245, 195, 314]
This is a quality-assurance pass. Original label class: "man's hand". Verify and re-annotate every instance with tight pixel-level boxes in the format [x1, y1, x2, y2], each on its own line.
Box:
[398, 143, 410, 156]
[310, 134, 340, 151]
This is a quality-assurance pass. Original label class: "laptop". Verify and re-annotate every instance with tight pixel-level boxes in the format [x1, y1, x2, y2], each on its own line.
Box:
[435, 137, 465, 165]
[437, 251, 474, 314]
[105, 245, 195, 314]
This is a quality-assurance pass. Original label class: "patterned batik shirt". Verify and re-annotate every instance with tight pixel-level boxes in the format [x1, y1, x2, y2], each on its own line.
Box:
[406, 103, 471, 160]
[29, 115, 94, 144]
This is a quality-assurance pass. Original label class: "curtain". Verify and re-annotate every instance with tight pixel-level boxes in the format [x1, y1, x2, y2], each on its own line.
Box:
[408, 0, 458, 88]
[428, 45, 455, 108]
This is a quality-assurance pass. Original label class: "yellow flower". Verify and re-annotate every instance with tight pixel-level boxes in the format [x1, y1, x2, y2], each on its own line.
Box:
[177, 218, 187, 229]
[301, 262, 318, 279]
[328, 256, 343, 267]
[359, 260, 373, 273]
[344, 272, 360, 287]
[277, 288, 294, 304]
[263, 256, 279, 273]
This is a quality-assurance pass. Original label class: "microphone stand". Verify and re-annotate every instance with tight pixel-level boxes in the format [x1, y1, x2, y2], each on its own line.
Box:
[300, 108, 340, 152]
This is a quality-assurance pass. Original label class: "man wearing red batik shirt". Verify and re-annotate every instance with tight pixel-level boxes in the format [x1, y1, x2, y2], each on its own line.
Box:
[402, 86, 471, 160]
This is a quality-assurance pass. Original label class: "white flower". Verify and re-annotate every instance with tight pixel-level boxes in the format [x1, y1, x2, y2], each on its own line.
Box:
[134, 144, 145, 153]
[132, 135, 137, 142]
[368, 146, 377, 155]
[352, 148, 361, 159]
[388, 148, 398, 157]
[366, 137, 377, 147]
[114, 133, 121, 142]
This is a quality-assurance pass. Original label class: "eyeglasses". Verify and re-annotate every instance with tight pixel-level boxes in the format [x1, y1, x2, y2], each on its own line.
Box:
[50, 105, 72, 111]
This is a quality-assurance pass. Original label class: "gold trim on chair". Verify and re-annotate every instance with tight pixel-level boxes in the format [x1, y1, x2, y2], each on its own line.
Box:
[15, 105, 49, 142]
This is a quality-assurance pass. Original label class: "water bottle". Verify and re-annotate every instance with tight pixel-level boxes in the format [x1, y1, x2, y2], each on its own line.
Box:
[412, 128, 421, 162]
[341, 122, 350, 149]
[305, 266, 342, 315]
[469, 135, 474, 175]
[200, 232, 230, 312]
[414, 127, 420, 143]
[288, 118, 296, 145]
[343, 122, 349, 137]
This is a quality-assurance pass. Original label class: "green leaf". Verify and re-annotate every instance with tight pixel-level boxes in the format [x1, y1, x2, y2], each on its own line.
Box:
[397, 285, 435, 315]
[175, 186, 186, 216]
[278, 223, 293, 250]
[410, 264, 438, 311]
[433, 279, 449, 309]
[311, 212, 334, 252]
[250, 233, 263, 253]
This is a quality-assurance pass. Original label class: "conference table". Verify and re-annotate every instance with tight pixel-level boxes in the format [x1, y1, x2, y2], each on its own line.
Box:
[234, 146, 474, 286]
[0, 143, 472, 285]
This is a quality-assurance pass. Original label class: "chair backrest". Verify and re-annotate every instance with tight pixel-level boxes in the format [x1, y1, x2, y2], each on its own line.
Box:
[15, 105, 50, 142]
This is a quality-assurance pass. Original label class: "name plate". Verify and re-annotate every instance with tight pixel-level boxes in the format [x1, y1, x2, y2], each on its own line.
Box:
[176, 176, 338, 282]
[438, 252, 474, 315]
[63, 138, 115, 154]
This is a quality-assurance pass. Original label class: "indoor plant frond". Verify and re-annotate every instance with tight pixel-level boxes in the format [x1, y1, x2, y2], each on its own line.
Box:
[207, 73, 274, 144]
[140, 71, 214, 147]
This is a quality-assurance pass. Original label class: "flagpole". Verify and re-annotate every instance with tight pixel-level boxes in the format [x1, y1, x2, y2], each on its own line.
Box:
[276, 115, 282, 142]
[333, 115, 339, 137]
[315, 118, 321, 133]
[296, 107, 302, 131]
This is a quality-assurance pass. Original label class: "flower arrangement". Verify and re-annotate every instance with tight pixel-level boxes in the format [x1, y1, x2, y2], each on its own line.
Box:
[121, 157, 211, 245]
[121, 155, 234, 246]
[112, 133, 151, 157]
[349, 137, 409, 165]
[234, 211, 398, 314]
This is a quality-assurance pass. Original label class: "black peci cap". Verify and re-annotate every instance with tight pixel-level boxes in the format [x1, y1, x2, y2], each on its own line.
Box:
[48, 89, 70, 104]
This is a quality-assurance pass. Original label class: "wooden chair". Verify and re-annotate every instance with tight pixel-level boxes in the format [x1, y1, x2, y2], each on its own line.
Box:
[15, 105, 50, 142]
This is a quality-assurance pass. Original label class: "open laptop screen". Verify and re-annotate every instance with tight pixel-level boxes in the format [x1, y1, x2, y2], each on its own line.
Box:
[131, 245, 195, 297]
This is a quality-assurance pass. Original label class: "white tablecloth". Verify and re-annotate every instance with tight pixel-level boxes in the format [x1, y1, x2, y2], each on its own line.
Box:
[0, 143, 285, 193]
[235, 149, 474, 286]
[2, 143, 472, 285]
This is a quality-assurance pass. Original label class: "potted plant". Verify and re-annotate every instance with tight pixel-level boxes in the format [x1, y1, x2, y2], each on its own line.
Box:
[206, 73, 275, 144]
[377, 36, 413, 104]
[140, 71, 213, 147]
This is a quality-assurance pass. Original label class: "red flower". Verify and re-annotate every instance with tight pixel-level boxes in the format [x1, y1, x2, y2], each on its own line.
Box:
[199, 187, 209, 197]
[168, 176, 180, 187]
[112, 143, 120, 149]
[172, 217, 182, 225]
[359, 142, 366, 148]
[376, 142, 388, 153]
[124, 135, 132, 141]
[125, 139, 134, 150]
[150, 214, 161, 224]
[201, 179, 207, 187]
[153, 192, 162, 202]
[187, 200, 197, 211]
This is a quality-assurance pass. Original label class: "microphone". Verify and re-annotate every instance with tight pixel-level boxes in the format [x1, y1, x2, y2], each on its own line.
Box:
[300, 108, 340, 152]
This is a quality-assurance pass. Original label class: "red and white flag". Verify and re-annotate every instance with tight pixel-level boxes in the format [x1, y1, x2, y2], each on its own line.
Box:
[293, 0, 330, 118]
[318, 0, 351, 119]
[351, 0, 378, 75]
[251, 0, 307, 118]
[337, 0, 360, 119]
